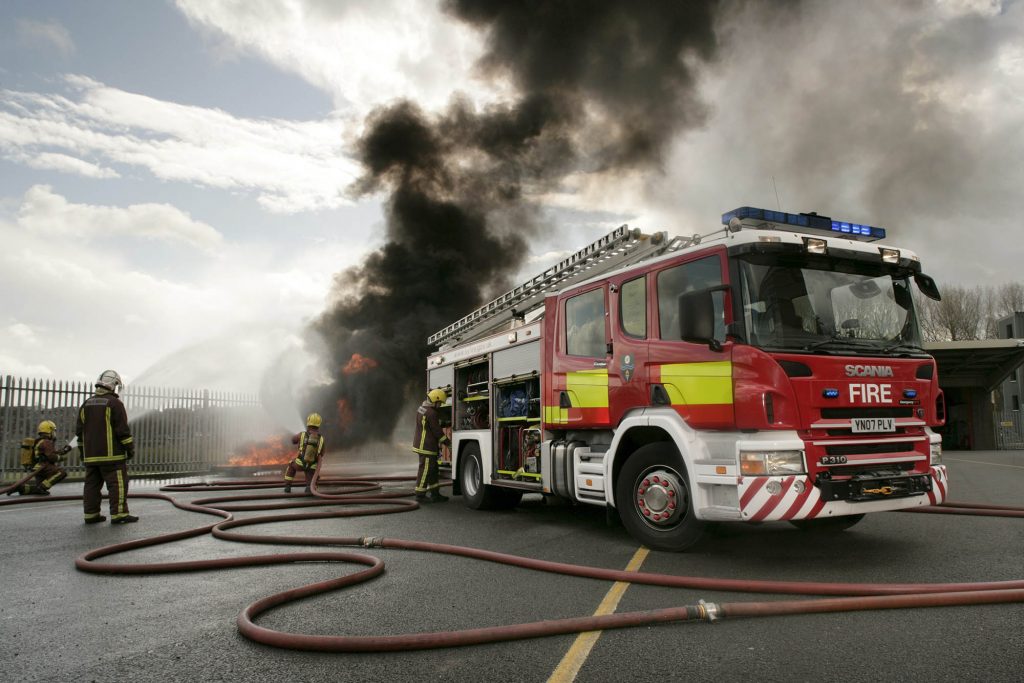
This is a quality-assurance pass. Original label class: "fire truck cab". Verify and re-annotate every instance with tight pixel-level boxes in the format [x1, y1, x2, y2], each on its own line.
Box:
[426, 207, 947, 551]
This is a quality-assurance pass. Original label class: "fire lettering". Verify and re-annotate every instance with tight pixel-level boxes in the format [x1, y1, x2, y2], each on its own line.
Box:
[849, 384, 892, 403]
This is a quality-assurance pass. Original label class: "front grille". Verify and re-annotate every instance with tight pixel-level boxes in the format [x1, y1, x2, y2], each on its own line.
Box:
[824, 442, 915, 456]
[820, 407, 913, 419]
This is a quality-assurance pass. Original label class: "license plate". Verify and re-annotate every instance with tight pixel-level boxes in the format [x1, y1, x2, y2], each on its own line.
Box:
[851, 417, 895, 433]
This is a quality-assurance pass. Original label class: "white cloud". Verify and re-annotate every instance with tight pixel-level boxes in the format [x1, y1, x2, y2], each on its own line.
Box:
[0, 76, 361, 213]
[22, 151, 119, 178]
[0, 190, 369, 383]
[16, 185, 223, 251]
[16, 18, 75, 57]
[174, 0, 497, 114]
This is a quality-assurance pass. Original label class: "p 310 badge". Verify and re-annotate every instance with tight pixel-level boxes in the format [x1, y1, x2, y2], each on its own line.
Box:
[820, 455, 848, 465]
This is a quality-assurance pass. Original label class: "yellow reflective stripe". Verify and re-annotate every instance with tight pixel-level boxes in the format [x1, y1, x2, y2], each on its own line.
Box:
[659, 361, 733, 405]
[116, 468, 126, 514]
[83, 455, 126, 463]
[412, 447, 438, 455]
[120, 436, 133, 445]
[418, 415, 429, 452]
[566, 369, 608, 408]
[543, 405, 570, 424]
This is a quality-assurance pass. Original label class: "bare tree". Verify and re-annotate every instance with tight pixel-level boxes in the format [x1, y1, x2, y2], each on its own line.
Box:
[927, 284, 985, 341]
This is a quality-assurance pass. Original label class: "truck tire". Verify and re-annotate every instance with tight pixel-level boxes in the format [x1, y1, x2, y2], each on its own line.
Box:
[615, 442, 705, 552]
[459, 443, 503, 510]
[789, 514, 865, 532]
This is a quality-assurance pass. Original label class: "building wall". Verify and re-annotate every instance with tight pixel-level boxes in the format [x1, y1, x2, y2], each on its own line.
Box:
[996, 312, 1024, 413]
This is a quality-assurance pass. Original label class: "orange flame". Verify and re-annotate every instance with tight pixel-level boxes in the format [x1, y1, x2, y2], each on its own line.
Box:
[343, 353, 378, 375]
[337, 398, 353, 434]
[228, 434, 294, 467]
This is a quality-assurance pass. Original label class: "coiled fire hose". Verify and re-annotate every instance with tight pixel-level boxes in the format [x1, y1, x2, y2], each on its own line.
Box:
[2, 463, 1022, 652]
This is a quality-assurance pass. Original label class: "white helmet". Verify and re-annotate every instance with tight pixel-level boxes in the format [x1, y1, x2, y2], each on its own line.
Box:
[96, 369, 123, 392]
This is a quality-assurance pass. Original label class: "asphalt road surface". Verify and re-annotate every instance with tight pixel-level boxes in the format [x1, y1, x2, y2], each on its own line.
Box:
[1, 449, 1021, 683]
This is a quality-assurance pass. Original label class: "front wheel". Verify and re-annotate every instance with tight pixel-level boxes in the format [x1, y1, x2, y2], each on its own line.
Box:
[615, 443, 705, 552]
[789, 514, 865, 532]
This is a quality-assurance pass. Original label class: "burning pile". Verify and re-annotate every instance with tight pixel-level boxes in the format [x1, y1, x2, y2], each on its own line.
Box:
[228, 434, 295, 468]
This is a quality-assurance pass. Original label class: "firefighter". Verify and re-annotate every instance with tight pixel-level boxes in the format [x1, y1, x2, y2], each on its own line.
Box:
[284, 413, 325, 493]
[7, 420, 70, 496]
[412, 388, 449, 503]
[77, 370, 137, 524]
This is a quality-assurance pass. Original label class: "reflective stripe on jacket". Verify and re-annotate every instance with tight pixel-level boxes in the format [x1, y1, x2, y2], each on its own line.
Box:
[76, 391, 133, 464]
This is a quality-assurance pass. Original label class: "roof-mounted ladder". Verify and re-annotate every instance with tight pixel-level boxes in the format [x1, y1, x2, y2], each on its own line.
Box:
[428, 225, 670, 348]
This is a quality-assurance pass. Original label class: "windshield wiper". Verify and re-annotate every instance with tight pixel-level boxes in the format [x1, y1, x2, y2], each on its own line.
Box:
[880, 342, 929, 355]
[804, 335, 879, 352]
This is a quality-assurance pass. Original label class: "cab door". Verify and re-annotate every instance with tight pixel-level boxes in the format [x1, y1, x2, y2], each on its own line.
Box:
[548, 283, 612, 428]
[607, 271, 651, 425]
[645, 249, 734, 430]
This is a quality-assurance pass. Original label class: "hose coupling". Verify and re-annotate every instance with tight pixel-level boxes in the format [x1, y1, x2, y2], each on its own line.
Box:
[697, 599, 721, 622]
[360, 536, 383, 547]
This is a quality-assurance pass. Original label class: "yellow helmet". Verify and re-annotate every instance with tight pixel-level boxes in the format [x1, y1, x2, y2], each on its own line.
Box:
[38, 420, 57, 436]
[306, 412, 323, 428]
[427, 388, 447, 405]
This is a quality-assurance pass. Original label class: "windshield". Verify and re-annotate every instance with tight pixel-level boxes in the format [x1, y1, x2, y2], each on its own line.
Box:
[737, 255, 924, 355]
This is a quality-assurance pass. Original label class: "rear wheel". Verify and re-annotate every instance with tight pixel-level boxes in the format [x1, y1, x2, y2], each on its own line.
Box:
[789, 514, 865, 532]
[615, 443, 704, 552]
[459, 443, 504, 510]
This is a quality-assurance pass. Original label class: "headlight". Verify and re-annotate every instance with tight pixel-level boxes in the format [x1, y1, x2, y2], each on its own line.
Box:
[930, 442, 942, 465]
[739, 450, 805, 476]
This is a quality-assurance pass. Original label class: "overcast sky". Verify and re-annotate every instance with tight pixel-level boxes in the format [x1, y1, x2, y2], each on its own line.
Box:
[2, 0, 1022, 393]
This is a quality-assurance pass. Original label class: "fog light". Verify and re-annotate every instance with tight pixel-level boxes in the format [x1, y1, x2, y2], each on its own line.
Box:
[880, 247, 900, 263]
[794, 480, 806, 493]
[766, 480, 782, 495]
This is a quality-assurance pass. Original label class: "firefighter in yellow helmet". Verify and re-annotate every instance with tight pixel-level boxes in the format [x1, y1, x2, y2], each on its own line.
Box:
[77, 370, 137, 524]
[8, 420, 70, 496]
[284, 412, 325, 493]
[411, 388, 450, 503]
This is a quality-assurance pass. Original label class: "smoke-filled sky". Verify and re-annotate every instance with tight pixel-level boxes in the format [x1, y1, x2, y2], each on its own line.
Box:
[2, 0, 1022, 430]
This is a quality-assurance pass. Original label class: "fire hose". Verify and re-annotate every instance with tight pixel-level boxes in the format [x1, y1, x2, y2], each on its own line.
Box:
[2, 465, 1023, 652]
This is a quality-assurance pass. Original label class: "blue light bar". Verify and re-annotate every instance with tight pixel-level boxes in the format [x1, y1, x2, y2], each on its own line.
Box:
[722, 206, 886, 240]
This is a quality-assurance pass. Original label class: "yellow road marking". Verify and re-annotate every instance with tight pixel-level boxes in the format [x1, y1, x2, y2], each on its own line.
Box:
[547, 546, 649, 683]
[945, 457, 1024, 470]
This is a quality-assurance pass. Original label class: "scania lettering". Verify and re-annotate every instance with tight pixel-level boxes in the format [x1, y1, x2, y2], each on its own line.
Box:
[425, 206, 948, 551]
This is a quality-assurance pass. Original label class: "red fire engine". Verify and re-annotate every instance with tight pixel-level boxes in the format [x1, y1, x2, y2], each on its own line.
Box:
[426, 207, 948, 551]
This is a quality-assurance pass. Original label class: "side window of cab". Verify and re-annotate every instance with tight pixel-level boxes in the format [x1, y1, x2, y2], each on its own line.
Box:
[566, 287, 606, 357]
[656, 255, 724, 341]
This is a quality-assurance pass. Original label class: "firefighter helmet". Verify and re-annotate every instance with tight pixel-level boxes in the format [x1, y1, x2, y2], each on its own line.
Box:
[427, 388, 447, 405]
[37, 420, 57, 437]
[306, 412, 322, 428]
[96, 369, 123, 392]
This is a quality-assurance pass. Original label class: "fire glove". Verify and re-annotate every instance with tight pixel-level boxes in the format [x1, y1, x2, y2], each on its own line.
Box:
[126, 446, 135, 460]
[59, 445, 72, 456]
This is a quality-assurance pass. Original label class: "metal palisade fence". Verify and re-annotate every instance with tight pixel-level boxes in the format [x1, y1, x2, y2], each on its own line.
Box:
[1, 374, 270, 479]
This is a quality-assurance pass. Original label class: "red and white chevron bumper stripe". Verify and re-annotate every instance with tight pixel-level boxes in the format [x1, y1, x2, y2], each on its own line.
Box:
[927, 465, 948, 505]
[738, 475, 823, 522]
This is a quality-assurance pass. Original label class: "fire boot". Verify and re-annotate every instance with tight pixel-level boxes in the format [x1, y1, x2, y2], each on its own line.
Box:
[283, 485, 291, 493]
[303, 484, 311, 494]
[427, 490, 449, 503]
[84, 515, 107, 524]
[32, 485, 50, 496]
[111, 515, 139, 524]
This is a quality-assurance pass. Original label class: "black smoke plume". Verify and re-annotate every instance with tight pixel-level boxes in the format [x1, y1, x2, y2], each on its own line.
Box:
[310, 0, 726, 448]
